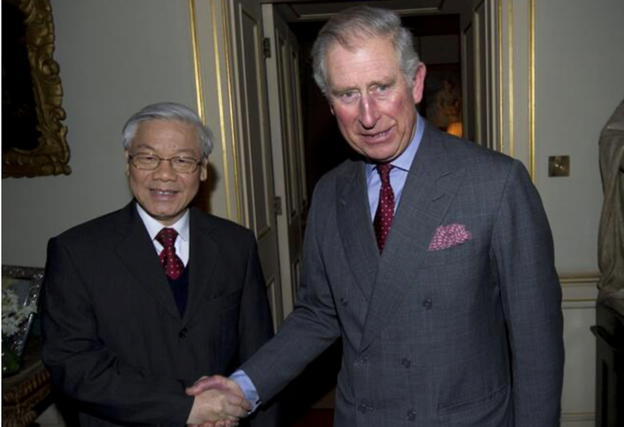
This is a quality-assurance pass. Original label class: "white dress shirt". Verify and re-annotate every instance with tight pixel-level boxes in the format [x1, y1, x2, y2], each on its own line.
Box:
[136, 204, 190, 266]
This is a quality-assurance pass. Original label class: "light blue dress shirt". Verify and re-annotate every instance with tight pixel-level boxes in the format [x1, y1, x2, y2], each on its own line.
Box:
[366, 113, 424, 219]
[231, 113, 425, 411]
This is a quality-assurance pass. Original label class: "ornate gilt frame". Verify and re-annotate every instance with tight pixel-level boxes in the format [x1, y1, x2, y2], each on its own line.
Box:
[2, 0, 70, 178]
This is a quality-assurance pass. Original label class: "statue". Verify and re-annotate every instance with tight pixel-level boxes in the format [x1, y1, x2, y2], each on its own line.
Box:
[598, 97, 624, 311]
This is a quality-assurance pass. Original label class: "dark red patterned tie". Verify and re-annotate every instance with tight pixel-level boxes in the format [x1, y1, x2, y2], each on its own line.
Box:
[155, 228, 184, 280]
[373, 163, 394, 252]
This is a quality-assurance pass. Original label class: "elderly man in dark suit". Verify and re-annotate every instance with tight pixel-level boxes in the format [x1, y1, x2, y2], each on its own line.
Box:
[42, 102, 279, 427]
[191, 6, 564, 427]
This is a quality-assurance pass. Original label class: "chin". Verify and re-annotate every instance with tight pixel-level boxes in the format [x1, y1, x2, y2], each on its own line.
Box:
[366, 150, 396, 163]
[145, 206, 177, 221]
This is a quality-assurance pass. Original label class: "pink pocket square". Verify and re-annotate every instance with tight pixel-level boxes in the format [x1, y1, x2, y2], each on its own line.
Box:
[428, 223, 472, 251]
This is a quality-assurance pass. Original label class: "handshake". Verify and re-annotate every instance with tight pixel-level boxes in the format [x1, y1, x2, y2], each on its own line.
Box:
[186, 375, 251, 427]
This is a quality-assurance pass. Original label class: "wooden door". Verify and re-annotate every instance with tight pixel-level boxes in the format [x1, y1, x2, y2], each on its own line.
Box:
[228, 0, 283, 328]
[262, 4, 307, 319]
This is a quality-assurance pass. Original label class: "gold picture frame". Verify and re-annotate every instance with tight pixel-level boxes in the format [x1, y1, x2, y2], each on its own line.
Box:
[2, 0, 70, 178]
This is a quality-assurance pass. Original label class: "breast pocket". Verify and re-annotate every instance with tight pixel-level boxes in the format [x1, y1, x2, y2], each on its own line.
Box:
[194, 289, 242, 331]
[421, 237, 481, 269]
[215, 289, 242, 317]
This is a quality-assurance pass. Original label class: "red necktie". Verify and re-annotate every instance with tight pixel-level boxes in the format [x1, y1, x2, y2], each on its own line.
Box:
[373, 163, 394, 252]
[155, 228, 184, 280]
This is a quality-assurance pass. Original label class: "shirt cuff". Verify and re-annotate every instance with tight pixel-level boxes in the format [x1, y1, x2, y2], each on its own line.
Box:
[230, 369, 262, 413]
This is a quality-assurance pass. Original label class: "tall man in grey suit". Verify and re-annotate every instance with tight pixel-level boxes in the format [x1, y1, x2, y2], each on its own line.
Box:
[191, 6, 564, 427]
[42, 103, 279, 427]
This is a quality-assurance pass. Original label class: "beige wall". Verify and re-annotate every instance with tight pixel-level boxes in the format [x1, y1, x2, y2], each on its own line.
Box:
[2, 0, 198, 267]
[535, 1, 624, 425]
[536, 0, 624, 273]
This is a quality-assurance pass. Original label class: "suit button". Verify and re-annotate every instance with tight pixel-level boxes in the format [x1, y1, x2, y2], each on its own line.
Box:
[339, 297, 348, 306]
[179, 328, 188, 338]
[407, 409, 416, 421]
[401, 358, 411, 368]
[422, 299, 433, 310]
[358, 403, 367, 413]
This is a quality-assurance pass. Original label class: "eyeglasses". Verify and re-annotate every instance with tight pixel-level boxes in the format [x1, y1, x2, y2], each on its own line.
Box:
[128, 153, 203, 174]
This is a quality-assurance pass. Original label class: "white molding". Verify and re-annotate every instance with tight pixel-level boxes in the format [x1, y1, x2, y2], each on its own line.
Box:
[561, 411, 595, 427]
[560, 275, 598, 307]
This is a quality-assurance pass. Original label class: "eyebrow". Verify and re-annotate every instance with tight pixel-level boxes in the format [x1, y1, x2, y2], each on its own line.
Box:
[330, 76, 397, 95]
[369, 77, 397, 87]
[136, 144, 195, 153]
[132, 143, 156, 152]
[132, 144, 198, 156]
[330, 88, 355, 98]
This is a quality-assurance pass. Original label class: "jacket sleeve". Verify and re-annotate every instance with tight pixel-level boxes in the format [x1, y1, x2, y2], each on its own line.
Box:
[241, 181, 341, 403]
[491, 160, 564, 427]
[41, 237, 193, 427]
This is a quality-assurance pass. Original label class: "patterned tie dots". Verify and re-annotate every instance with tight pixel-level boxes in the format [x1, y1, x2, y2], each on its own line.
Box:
[155, 228, 184, 280]
[373, 163, 394, 253]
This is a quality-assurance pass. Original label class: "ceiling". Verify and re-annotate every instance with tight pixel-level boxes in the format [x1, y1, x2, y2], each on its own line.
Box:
[262, 0, 468, 22]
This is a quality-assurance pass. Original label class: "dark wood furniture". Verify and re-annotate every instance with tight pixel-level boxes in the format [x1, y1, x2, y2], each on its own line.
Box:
[2, 337, 52, 427]
[591, 300, 624, 427]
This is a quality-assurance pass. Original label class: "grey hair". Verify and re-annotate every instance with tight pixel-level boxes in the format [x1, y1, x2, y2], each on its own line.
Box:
[311, 6, 420, 96]
[122, 102, 214, 157]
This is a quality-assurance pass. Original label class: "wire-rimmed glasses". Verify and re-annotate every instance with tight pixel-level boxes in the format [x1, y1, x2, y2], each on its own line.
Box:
[128, 153, 203, 174]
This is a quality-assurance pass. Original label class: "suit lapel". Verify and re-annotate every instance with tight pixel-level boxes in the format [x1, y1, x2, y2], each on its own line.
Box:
[359, 124, 467, 351]
[114, 203, 181, 321]
[336, 161, 379, 300]
[184, 208, 219, 325]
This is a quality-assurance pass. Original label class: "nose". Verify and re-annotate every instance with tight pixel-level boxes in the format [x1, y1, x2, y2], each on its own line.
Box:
[152, 159, 177, 181]
[358, 95, 380, 130]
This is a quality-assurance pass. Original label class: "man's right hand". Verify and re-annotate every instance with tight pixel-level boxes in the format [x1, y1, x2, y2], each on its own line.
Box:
[186, 375, 243, 398]
[186, 387, 250, 427]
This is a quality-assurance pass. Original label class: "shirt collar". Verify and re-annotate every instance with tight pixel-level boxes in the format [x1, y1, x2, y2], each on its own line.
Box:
[136, 203, 190, 243]
[366, 112, 425, 176]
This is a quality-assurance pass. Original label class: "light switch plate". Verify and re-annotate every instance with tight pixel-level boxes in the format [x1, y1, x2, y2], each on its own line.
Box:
[548, 155, 570, 177]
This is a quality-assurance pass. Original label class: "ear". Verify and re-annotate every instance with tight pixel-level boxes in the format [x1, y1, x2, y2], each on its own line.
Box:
[124, 150, 130, 176]
[199, 157, 209, 182]
[411, 63, 427, 105]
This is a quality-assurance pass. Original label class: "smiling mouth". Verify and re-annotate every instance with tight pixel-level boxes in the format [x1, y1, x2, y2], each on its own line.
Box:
[362, 128, 392, 141]
[151, 189, 178, 196]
